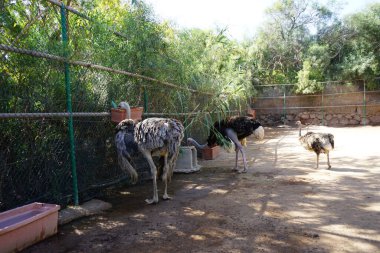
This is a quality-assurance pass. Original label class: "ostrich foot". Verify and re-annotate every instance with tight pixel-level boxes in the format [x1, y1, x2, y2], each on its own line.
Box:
[237, 168, 247, 174]
[130, 172, 138, 184]
[145, 198, 159, 205]
[162, 194, 172, 200]
[232, 167, 239, 172]
[327, 165, 331, 169]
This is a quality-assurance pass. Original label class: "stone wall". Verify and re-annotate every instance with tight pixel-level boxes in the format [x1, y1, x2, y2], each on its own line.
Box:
[252, 89, 380, 126]
[257, 110, 380, 126]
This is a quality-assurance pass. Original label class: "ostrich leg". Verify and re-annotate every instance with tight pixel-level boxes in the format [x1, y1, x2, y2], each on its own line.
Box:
[226, 128, 248, 173]
[327, 152, 331, 169]
[162, 153, 171, 200]
[140, 149, 159, 204]
[316, 153, 320, 169]
[232, 147, 239, 172]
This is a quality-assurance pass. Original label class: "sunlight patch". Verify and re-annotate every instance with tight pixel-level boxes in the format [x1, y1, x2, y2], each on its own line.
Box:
[190, 234, 206, 240]
[74, 229, 83, 235]
[184, 183, 197, 190]
[184, 207, 206, 216]
[360, 202, 380, 212]
[210, 188, 228, 194]
[98, 221, 125, 229]
[132, 213, 146, 218]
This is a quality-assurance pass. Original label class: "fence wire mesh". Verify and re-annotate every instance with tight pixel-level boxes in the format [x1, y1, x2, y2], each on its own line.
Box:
[0, 2, 245, 211]
[252, 80, 380, 126]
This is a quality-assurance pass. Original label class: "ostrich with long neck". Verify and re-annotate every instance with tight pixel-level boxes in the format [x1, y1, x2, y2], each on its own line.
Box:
[188, 116, 264, 173]
[296, 121, 334, 169]
[115, 102, 184, 204]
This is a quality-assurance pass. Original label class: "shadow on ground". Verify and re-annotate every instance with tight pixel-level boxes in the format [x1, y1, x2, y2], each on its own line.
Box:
[25, 125, 380, 253]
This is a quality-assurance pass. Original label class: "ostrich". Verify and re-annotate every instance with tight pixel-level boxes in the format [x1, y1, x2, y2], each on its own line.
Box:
[115, 117, 184, 204]
[296, 121, 334, 169]
[188, 116, 264, 173]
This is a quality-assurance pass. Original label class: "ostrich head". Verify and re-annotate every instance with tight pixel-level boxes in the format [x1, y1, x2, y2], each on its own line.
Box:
[254, 126, 265, 140]
[118, 101, 131, 119]
[115, 118, 135, 132]
[250, 119, 265, 140]
[295, 120, 303, 137]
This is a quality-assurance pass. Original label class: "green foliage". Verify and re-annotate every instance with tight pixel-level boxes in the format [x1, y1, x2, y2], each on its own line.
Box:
[296, 60, 323, 94]
[1, 0, 380, 210]
[334, 3, 380, 84]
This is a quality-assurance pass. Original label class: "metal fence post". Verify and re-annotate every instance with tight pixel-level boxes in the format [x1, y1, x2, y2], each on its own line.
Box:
[321, 89, 324, 125]
[60, 3, 79, 206]
[283, 85, 286, 123]
[143, 87, 148, 113]
[363, 80, 366, 126]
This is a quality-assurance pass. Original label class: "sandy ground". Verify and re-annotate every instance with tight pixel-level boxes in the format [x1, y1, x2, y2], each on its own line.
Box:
[25, 125, 380, 253]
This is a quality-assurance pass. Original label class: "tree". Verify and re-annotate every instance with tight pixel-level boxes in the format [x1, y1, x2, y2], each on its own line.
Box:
[336, 3, 380, 88]
[251, 0, 339, 85]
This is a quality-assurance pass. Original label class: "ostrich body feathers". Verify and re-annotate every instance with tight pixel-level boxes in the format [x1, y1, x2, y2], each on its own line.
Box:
[299, 132, 334, 154]
[115, 117, 184, 204]
[296, 121, 334, 169]
[135, 118, 184, 157]
[207, 116, 263, 147]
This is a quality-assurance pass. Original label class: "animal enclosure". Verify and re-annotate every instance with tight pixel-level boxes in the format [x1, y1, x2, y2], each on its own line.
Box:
[1, 0, 379, 218]
[23, 125, 380, 253]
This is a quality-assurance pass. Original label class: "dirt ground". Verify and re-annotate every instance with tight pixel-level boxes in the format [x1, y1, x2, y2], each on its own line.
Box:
[25, 125, 380, 253]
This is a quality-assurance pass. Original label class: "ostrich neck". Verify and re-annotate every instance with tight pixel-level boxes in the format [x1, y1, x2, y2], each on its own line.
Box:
[299, 125, 302, 137]
[187, 137, 207, 150]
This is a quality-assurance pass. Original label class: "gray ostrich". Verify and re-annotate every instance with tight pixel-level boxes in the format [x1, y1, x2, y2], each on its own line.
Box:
[115, 117, 184, 204]
[188, 116, 264, 173]
[296, 121, 334, 169]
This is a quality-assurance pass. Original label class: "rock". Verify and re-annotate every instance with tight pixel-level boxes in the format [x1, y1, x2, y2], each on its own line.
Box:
[349, 119, 359, 125]
[286, 114, 294, 121]
[330, 118, 339, 126]
[340, 118, 349, 125]
[59, 199, 112, 225]
[361, 118, 370, 125]
[370, 115, 380, 123]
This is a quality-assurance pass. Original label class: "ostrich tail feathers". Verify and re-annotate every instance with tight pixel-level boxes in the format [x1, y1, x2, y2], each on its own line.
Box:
[117, 154, 138, 184]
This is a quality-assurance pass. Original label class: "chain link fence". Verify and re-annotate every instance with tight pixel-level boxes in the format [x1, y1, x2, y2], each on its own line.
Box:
[0, 1, 244, 211]
[252, 80, 380, 126]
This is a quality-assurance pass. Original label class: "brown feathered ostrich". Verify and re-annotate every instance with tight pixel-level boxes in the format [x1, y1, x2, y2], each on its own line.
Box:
[115, 117, 184, 204]
[188, 116, 264, 173]
[296, 121, 334, 169]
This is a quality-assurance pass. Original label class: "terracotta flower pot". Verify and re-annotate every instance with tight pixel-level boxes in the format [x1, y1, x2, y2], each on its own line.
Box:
[202, 145, 220, 160]
[130, 107, 143, 121]
[247, 108, 256, 118]
[111, 108, 127, 123]
[111, 107, 144, 123]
